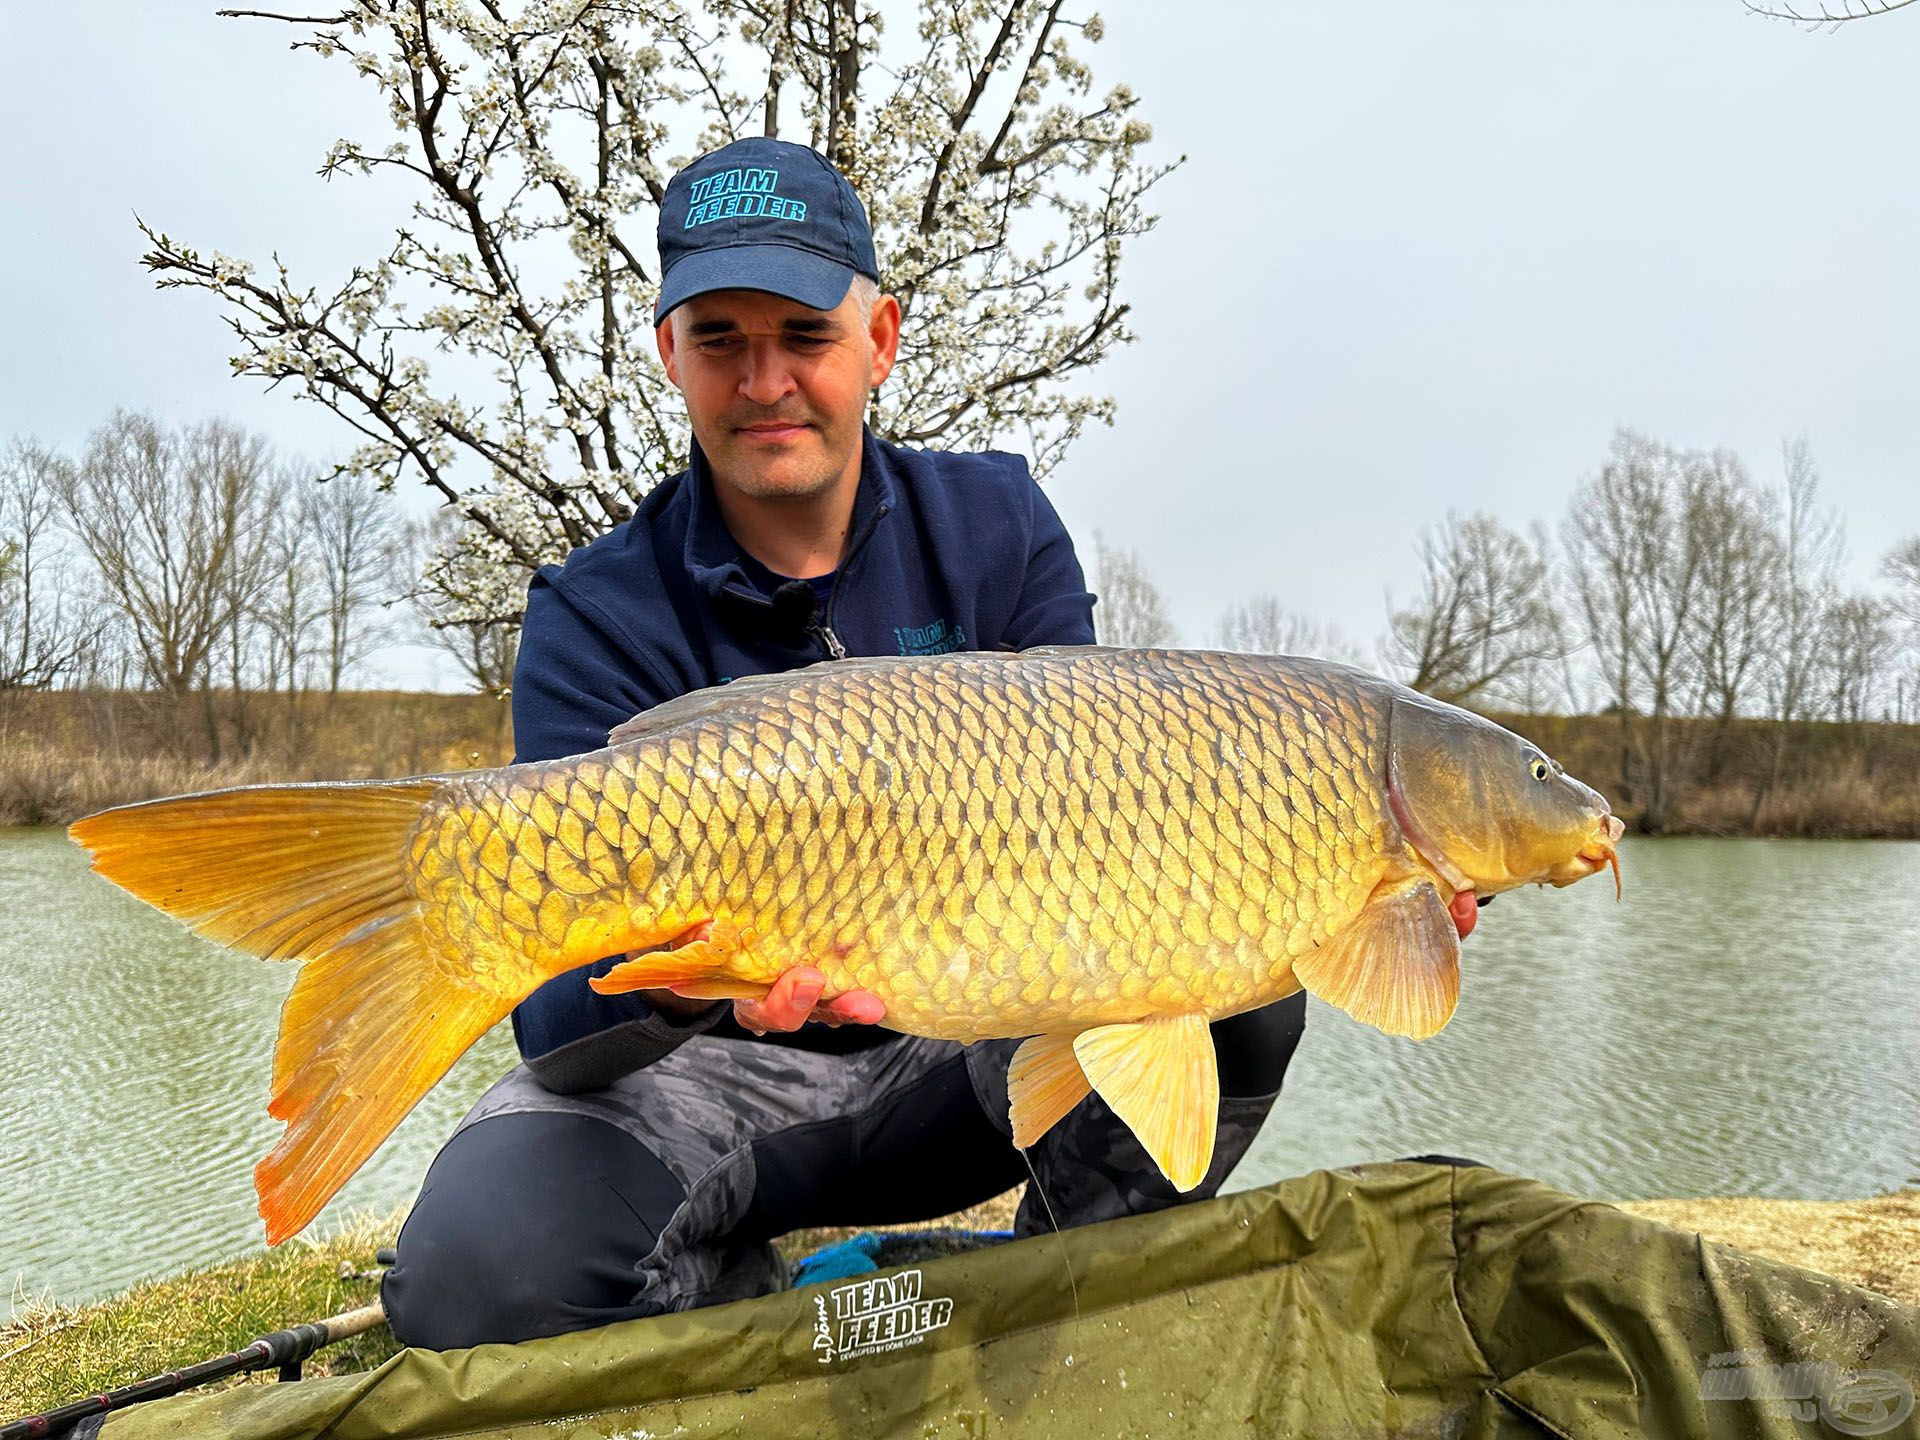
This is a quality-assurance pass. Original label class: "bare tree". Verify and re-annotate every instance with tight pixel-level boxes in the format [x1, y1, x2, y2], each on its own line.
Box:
[1385, 513, 1561, 708]
[411, 507, 521, 696]
[1565, 454, 1640, 790]
[1090, 533, 1175, 648]
[1885, 534, 1920, 625]
[1886, 535, 1920, 725]
[145, 2, 1172, 624]
[1566, 430, 1719, 831]
[219, 458, 282, 753]
[54, 413, 277, 757]
[1214, 595, 1354, 661]
[1751, 438, 1843, 825]
[1684, 455, 1782, 776]
[1819, 594, 1893, 723]
[0, 440, 91, 691]
[436, 618, 523, 698]
[257, 491, 328, 733]
[302, 471, 408, 694]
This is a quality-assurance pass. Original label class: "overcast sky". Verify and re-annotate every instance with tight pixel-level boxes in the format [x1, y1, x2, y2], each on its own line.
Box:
[3, 1, 1916, 688]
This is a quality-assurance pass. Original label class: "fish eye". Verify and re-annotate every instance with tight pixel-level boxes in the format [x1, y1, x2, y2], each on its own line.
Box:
[1528, 757, 1551, 782]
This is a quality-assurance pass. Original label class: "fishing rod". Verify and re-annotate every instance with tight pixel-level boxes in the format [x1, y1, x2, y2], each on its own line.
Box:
[0, 1299, 386, 1440]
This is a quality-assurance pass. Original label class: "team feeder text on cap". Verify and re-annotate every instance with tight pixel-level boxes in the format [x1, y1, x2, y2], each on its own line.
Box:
[683, 168, 808, 227]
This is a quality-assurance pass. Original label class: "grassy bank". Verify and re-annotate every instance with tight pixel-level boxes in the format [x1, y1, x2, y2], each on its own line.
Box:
[0, 688, 512, 827]
[1, 1211, 403, 1418]
[0, 1193, 1020, 1418]
[1492, 709, 1920, 839]
[4, 687, 1918, 837]
[5, 1187, 1914, 1420]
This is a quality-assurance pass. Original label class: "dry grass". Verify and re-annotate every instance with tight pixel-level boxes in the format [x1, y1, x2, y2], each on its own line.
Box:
[1484, 711, 1920, 837]
[7, 689, 1916, 835]
[0, 689, 512, 827]
[1618, 1189, 1920, 1307]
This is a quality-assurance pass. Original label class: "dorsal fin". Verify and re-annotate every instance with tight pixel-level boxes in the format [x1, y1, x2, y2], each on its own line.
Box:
[606, 650, 1042, 746]
[1013, 644, 1124, 660]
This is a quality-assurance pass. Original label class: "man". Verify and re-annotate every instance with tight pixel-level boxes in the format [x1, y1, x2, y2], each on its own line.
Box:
[381, 137, 1309, 1350]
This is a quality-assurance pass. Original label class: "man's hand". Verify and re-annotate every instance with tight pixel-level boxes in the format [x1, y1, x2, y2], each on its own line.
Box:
[735, 965, 886, 1034]
[639, 963, 885, 1034]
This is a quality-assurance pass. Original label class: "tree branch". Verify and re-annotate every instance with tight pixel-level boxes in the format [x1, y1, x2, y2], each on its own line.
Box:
[918, 0, 1025, 236]
[1743, 0, 1916, 20]
[216, 8, 355, 22]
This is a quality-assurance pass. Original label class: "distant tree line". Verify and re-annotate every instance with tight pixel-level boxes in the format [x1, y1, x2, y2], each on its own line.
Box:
[0, 412, 517, 760]
[1091, 428, 1920, 830]
[10, 414, 1917, 816]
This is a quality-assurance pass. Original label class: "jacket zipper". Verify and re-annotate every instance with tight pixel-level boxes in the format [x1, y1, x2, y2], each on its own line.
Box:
[812, 622, 848, 660]
[813, 500, 891, 662]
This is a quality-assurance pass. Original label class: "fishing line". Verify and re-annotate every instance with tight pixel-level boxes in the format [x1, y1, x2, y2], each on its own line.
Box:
[1018, 1145, 1083, 1362]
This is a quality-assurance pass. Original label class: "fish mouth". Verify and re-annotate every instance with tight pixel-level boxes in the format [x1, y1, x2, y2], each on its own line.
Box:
[1550, 812, 1624, 897]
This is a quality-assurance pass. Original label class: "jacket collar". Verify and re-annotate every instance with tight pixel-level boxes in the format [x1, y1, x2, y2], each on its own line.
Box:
[683, 425, 898, 604]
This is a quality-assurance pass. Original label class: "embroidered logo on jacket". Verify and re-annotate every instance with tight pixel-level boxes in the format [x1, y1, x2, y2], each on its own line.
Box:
[894, 618, 966, 656]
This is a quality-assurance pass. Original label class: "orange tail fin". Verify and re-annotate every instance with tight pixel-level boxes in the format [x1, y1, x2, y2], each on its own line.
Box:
[69, 781, 512, 1244]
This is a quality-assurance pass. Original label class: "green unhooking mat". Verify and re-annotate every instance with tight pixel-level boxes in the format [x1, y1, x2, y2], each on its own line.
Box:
[88, 1163, 1919, 1438]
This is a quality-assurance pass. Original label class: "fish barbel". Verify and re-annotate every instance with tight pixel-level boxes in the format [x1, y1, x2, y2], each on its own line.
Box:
[69, 647, 1622, 1242]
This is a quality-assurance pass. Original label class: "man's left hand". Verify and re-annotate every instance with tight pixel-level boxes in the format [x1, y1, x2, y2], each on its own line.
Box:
[734, 964, 886, 1035]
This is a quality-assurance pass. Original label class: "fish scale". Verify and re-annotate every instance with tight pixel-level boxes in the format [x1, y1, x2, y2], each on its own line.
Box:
[409, 649, 1396, 1042]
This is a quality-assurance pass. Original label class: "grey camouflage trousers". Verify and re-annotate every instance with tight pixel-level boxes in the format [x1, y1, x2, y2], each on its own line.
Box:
[383, 998, 1305, 1346]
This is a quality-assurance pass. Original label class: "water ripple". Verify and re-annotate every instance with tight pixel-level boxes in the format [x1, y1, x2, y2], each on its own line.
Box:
[1245, 836, 1920, 1201]
[5, 829, 1918, 1312]
[2, 828, 516, 1314]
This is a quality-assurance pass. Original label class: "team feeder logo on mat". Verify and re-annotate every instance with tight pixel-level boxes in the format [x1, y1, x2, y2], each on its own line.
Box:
[812, 1268, 956, 1364]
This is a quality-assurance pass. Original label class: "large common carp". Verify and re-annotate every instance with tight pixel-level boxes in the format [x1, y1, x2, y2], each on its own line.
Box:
[70, 647, 1621, 1243]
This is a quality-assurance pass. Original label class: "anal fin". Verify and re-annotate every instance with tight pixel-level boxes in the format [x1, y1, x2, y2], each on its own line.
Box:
[1007, 1033, 1093, 1148]
[1072, 1014, 1219, 1192]
[1292, 879, 1461, 1039]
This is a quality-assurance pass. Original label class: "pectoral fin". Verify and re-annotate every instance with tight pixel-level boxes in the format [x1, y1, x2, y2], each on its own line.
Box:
[1292, 879, 1460, 1039]
[1071, 1014, 1219, 1191]
[1007, 1033, 1093, 1148]
[589, 916, 770, 1000]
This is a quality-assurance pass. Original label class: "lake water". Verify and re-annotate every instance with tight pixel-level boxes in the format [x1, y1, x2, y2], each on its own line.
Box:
[3, 827, 1917, 1313]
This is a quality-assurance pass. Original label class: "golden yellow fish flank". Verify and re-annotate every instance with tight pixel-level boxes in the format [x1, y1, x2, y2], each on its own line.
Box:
[67, 647, 1622, 1242]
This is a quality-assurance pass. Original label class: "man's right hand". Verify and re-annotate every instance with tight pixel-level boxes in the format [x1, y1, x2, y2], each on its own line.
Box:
[640, 963, 885, 1034]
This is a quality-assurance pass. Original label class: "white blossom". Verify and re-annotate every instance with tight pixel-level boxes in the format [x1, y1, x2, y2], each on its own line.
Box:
[141, 0, 1171, 624]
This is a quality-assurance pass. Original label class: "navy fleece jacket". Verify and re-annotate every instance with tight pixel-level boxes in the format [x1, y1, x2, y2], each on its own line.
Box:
[508, 427, 1096, 1092]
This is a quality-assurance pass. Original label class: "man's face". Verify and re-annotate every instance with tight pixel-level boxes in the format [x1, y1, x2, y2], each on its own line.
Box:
[656, 286, 901, 502]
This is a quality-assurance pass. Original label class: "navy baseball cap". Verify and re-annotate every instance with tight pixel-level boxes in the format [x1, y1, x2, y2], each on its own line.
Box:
[654, 138, 880, 324]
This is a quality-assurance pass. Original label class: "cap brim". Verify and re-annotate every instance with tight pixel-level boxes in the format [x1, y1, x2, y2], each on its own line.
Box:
[655, 244, 855, 324]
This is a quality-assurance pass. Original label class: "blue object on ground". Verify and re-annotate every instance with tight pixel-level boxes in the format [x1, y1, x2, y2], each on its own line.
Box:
[790, 1234, 884, 1286]
[790, 1229, 1018, 1288]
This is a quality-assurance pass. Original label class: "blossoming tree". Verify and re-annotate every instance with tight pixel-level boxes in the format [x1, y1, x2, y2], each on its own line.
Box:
[144, 0, 1169, 628]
